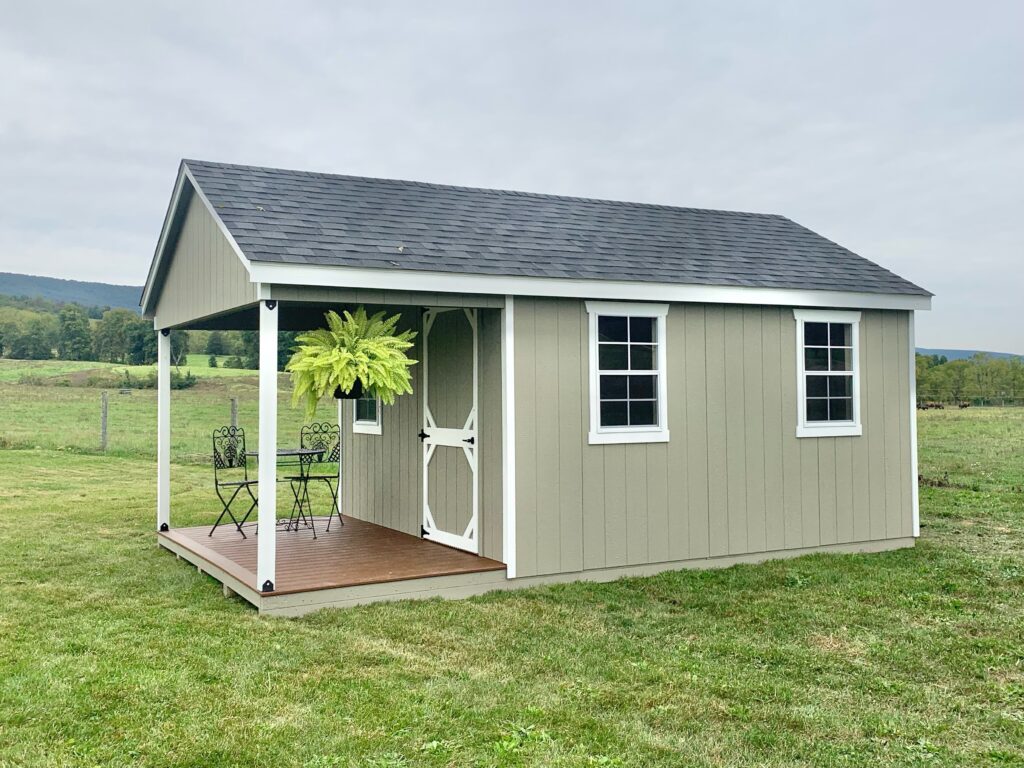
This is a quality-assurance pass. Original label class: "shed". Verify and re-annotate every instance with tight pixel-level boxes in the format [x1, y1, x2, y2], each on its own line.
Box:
[142, 159, 931, 615]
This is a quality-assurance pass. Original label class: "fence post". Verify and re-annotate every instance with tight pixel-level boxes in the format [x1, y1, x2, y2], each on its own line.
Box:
[100, 391, 109, 451]
[230, 397, 238, 428]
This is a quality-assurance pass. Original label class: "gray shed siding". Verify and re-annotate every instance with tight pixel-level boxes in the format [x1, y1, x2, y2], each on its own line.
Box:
[153, 192, 256, 328]
[513, 297, 914, 579]
[340, 308, 504, 562]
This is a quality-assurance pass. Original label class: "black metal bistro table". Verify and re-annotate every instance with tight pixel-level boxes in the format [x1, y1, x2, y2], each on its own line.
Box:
[246, 447, 325, 536]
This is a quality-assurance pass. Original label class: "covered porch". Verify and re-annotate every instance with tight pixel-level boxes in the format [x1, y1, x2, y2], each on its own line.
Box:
[152, 288, 511, 614]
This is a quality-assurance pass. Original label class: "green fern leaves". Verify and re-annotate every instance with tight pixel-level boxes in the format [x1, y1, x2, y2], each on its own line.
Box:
[285, 307, 418, 418]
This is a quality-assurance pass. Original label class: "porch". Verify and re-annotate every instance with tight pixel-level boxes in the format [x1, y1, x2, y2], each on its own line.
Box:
[159, 515, 506, 616]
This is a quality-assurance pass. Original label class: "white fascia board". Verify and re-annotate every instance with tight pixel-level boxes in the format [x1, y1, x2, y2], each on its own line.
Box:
[249, 261, 932, 311]
[141, 163, 254, 317]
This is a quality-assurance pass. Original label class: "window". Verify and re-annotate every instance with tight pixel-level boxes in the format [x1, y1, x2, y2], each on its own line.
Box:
[352, 393, 382, 435]
[794, 309, 862, 438]
[585, 301, 669, 444]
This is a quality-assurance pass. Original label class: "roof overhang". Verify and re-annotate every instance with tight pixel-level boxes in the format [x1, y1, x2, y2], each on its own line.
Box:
[250, 261, 932, 311]
[140, 162, 252, 317]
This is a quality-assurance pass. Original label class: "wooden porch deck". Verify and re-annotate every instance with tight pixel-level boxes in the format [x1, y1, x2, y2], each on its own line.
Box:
[158, 516, 507, 616]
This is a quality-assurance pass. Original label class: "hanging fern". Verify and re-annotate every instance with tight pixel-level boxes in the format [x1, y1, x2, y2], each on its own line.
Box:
[286, 308, 418, 418]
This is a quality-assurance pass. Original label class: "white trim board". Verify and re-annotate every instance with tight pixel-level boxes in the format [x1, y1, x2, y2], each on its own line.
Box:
[248, 262, 932, 312]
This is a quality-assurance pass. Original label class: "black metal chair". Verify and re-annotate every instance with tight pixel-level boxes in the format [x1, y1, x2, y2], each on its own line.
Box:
[287, 422, 342, 533]
[210, 426, 258, 538]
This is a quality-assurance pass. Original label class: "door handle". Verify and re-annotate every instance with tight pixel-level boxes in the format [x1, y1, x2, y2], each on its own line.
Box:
[463, 436, 475, 445]
[418, 430, 430, 441]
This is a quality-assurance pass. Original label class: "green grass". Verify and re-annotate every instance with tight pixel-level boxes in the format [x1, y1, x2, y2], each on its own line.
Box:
[0, 371, 1022, 765]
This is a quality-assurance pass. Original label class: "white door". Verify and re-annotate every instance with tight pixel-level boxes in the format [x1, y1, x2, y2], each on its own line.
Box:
[421, 308, 479, 553]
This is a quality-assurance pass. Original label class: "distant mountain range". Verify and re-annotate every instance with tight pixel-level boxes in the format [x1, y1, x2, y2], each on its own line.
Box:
[0, 272, 142, 311]
[917, 348, 1022, 361]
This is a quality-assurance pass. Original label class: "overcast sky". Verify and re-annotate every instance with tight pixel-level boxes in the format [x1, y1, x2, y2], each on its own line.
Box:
[1, 1, 1021, 351]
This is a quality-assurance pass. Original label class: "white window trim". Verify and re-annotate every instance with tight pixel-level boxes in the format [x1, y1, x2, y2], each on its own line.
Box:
[794, 309, 862, 438]
[585, 300, 670, 445]
[352, 395, 382, 435]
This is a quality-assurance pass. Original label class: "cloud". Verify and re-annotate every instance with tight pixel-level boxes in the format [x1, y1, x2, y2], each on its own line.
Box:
[0, 0, 1021, 350]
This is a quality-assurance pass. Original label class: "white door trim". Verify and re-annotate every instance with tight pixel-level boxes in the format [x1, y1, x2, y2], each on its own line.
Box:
[421, 307, 480, 554]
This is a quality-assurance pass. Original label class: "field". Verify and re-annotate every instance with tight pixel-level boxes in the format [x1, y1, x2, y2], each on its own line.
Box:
[0, 361, 1022, 766]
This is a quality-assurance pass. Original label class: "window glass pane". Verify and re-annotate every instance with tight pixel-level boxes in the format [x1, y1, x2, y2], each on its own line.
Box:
[599, 344, 628, 370]
[830, 348, 852, 372]
[629, 316, 654, 343]
[829, 398, 853, 421]
[356, 397, 377, 423]
[598, 316, 628, 342]
[805, 348, 828, 371]
[804, 322, 828, 346]
[807, 375, 828, 397]
[829, 323, 852, 346]
[629, 401, 657, 426]
[629, 374, 656, 399]
[630, 344, 655, 370]
[806, 398, 828, 422]
[600, 400, 628, 427]
[828, 375, 851, 397]
[600, 375, 628, 399]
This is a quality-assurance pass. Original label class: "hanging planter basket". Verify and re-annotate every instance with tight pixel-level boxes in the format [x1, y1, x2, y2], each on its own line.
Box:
[286, 307, 417, 419]
[333, 379, 364, 400]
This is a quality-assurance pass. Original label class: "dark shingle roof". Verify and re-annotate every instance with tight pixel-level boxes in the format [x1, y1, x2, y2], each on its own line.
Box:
[184, 159, 929, 297]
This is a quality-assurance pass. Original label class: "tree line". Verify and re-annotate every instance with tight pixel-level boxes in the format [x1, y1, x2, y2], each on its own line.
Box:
[0, 296, 295, 370]
[917, 353, 1024, 406]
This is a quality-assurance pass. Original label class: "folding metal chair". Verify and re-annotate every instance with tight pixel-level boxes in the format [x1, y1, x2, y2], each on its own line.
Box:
[287, 422, 342, 532]
[210, 426, 259, 538]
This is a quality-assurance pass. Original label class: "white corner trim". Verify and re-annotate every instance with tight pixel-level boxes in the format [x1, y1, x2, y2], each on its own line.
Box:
[909, 312, 920, 537]
[585, 301, 670, 445]
[501, 295, 517, 578]
[794, 308, 863, 439]
[248, 261, 932, 312]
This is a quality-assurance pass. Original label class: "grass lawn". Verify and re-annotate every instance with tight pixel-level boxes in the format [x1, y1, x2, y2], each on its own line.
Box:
[0, 384, 1022, 765]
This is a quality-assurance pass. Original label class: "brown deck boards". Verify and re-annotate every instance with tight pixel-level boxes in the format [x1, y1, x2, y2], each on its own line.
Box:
[159, 516, 505, 596]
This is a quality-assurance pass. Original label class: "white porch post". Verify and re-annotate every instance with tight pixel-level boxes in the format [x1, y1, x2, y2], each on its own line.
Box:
[156, 329, 171, 531]
[256, 300, 278, 592]
[337, 397, 344, 518]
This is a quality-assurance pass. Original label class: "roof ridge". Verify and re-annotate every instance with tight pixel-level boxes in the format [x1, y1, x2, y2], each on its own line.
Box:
[182, 158, 787, 220]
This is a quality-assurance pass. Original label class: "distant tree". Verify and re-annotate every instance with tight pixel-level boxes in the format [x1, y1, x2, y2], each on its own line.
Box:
[8, 317, 55, 359]
[205, 330, 227, 355]
[224, 354, 243, 369]
[57, 305, 93, 360]
[208, 354, 218, 368]
[93, 308, 139, 363]
[0, 321, 19, 357]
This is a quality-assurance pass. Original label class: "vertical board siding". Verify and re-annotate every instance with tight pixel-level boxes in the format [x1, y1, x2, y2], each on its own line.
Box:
[514, 299, 915, 577]
[153, 191, 257, 328]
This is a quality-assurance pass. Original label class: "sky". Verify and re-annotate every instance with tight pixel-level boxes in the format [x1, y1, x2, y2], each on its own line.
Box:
[0, 1, 1021, 352]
